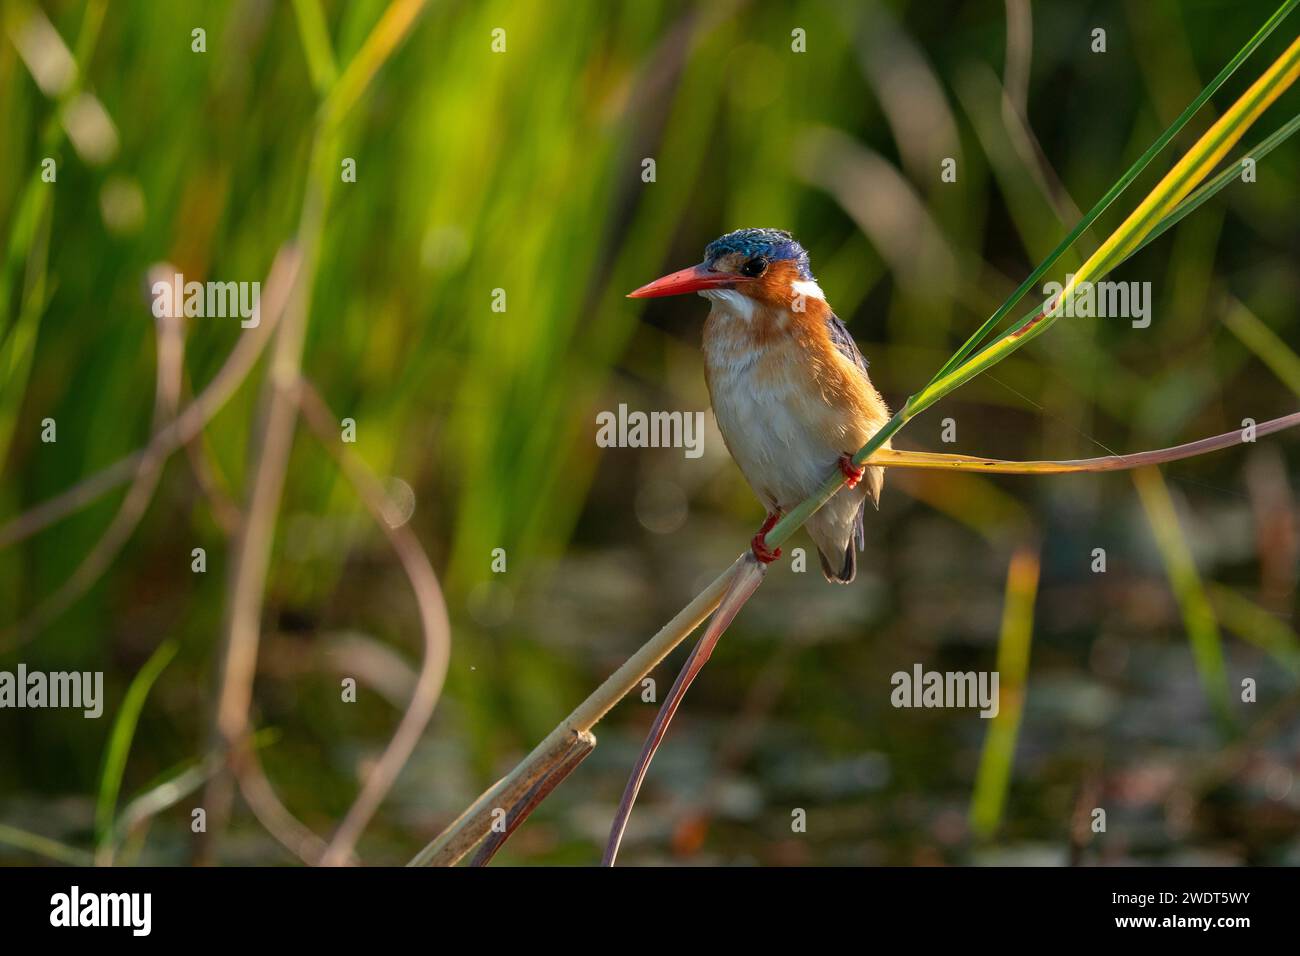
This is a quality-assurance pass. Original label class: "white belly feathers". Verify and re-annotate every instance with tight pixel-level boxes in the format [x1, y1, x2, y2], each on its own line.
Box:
[703, 306, 844, 510]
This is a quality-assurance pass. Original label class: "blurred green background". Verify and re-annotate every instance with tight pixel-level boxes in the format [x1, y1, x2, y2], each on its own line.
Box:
[1, 0, 1298, 866]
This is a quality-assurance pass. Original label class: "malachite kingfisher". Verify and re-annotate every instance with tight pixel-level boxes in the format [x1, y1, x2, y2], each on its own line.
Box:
[629, 228, 891, 583]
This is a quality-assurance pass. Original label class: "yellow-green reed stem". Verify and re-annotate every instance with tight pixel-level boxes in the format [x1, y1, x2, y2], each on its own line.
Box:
[1142, 113, 1300, 249]
[930, 0, 1298, 383]
[320, 0, 428, 130]
[917, 34, 1300, 408]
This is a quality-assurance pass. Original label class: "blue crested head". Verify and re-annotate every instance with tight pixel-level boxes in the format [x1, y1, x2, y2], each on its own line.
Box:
[627, 227, 820, 300]
[704, 228, 813, 280]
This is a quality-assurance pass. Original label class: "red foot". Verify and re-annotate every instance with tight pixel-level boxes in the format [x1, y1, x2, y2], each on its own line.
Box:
[838, 453, 864, 490]
[751, 511, 782, 564]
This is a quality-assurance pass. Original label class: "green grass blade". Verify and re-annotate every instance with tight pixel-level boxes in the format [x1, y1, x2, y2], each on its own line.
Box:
[106, 728, 279, 862]
[0, 822, 93, 865]
[0, 0, 109, 465]
[292, 0, 339, 94]
[1223, 297, 1300, 396]
[970, 545, 1040, 838]
[1133, 468, 1232, 729]
[1209, 584, 1300, 678]
[94, 640, 178, 849]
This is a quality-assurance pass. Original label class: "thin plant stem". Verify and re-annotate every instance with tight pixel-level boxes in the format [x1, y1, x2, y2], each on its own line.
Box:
[408, 555, 748, 866]
[201, 0, 428, 860]
[469, 731, 596, 867]
[201, 171, 330, 861]
[865, 412, 1300, 474]
[0, 246, 302, 551]
[602, 556, 767, 866]
[3, 273, 184, 648]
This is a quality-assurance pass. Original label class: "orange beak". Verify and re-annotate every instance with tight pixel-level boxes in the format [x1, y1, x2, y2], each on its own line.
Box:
[627, 263, 755, 298]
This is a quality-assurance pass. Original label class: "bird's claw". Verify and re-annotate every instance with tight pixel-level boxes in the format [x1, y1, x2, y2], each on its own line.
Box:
[750, 511, 782, 564]
[750, 533, 782, 564]
[838, 453, 864, 489]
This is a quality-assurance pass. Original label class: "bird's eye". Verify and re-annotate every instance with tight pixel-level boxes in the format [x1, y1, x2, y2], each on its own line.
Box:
[740, 257, 768, 278]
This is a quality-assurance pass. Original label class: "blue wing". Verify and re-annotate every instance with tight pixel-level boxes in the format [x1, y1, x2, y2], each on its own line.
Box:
[826, 312, 870, 552]
[827, 312, 870, 377]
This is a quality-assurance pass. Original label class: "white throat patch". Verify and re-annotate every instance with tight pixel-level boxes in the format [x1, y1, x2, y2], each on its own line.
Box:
[699, 288, 756, 322]
[790, 279, 825, 301]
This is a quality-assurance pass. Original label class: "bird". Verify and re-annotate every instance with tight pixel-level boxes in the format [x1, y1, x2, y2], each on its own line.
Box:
[628, 227, 891, 583]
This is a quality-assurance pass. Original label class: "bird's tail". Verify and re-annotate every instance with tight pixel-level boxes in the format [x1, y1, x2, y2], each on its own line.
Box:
[817, 541, 856, 584]
[810, 465, 881, 584]
[814, 480, 877, 584]
[816, 496, 869, 584]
